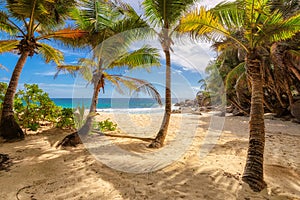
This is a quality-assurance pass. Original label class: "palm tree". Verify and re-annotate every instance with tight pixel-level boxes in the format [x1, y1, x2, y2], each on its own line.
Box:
[178, 0, 300, 191]
[0, 0, 86, 140]
[142, 0, 196, 148]
[55, 0, 162, 147]
[56, 45, 162, 147]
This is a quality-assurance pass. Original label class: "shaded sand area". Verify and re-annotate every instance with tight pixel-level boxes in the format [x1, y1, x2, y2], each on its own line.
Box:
[0, 113, 299, 200]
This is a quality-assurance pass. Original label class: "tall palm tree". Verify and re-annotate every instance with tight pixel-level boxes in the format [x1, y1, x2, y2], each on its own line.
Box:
[55, 0, 162, 147]
[178, 0, 300, 192]
[0, 0, 86, 140]
[142, 0, 196, 148]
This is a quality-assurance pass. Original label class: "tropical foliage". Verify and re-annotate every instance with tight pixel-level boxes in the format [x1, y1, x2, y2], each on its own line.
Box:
[94, 118, 117, 132]
[0, 82, 74, 131]
[178, 0, 300, 192]
[0, 0, 86, 140]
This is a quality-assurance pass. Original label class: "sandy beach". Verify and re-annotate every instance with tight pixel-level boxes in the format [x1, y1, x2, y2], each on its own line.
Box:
[0, 112, 299, 200]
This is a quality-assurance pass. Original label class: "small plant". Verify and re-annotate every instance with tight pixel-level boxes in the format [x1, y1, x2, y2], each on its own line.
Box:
[28, 123, 39, 131]
[94, 119, 117, 132]
[57, 108, 75, 129]
[73, 104, 86, 129]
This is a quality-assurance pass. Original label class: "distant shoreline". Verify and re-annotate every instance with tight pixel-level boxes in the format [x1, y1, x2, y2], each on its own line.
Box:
[50, 97, 180, 110]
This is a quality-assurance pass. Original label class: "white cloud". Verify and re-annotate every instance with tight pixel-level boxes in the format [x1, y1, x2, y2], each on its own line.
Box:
[129, 37, 213, 73]
[34, 71, 57, 76]
[0, 77, 9, 81]
[171, 39, 213, 73]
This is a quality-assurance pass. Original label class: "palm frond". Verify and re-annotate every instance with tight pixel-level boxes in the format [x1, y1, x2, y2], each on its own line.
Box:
[6, 0, 77, 29]
[37, 28, 88, 40]
[0, 11, 19, 35]
[78, 58, 97, 68]
[179, 6, 248, 51]
[108, 45, 161, 70]
[178, 7, 229, 40]
[106, 74, 162, 105]
[55, 64, 93, 81]
[55, 65, 80, 79]
[0, 40, 19, 53]
[37, 43, 64, 64]
[143, 0, 196, 27]
[225, 62, 246, 93]
[211, 0, 245, 31]
[260, 12, 300, 44]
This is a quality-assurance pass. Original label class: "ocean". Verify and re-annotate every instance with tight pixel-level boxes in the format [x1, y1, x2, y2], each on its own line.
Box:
[51, 98, 178, 113]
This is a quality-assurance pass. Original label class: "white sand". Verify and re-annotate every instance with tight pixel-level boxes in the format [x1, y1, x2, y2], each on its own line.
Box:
[0, 113, 299, 200]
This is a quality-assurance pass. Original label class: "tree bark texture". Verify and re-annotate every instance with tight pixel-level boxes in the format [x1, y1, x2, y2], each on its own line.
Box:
[0, 52, 29, 140]
[242, 54, 267, 192]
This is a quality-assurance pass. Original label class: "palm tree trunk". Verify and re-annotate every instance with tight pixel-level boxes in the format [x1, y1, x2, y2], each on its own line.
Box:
[149, 49, 171, 148]
[0, 52, 29, 140]
[78, 74, 103, 135]
[57, 74, 103, 147]
[242, 55, 267, 192]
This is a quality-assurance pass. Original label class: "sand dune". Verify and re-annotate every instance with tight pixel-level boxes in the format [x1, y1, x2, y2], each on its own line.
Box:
[0, 113, 299, 200]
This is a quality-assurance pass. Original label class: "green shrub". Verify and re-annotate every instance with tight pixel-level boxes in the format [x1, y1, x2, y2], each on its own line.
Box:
[57, 108, 75, 129]
[94, 119, 117, 132]
[0, 82, 76, 131]
[14, 84, 61, 130]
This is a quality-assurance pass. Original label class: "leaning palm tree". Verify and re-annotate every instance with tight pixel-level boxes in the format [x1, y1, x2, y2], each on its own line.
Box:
[142, 0, 196, 148]
[0, 0, 86, 140]
[55, 0, 162, 147]
[55, 45, 162, 147]
[178, 0, 300, 192]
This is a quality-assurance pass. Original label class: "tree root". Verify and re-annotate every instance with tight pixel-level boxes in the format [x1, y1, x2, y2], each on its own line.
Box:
[0, 115, 24, 141]
[56, 132, 82, 148]
[148, 140, 163, 148]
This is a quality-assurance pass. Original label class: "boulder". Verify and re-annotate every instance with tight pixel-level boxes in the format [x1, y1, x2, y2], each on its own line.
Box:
[174, 102, 181, 106]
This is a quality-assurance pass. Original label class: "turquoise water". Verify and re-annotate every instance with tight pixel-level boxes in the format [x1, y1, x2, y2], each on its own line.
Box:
[51, 98, 165, 109]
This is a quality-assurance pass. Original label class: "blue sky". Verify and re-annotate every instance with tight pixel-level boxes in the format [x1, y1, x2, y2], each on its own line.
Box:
[0, 0, 224, 100]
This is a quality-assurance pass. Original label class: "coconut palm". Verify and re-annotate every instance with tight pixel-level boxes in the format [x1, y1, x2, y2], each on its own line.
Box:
[0, 0, 86, 140]
[178, 0, 300, 191]
[55, 45, 162, 147]
[55, 0, 162, 147]
[142, 0, 196, 148]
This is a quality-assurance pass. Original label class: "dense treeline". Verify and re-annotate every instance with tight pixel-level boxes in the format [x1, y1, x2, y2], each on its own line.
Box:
[197, 1, 300, 120]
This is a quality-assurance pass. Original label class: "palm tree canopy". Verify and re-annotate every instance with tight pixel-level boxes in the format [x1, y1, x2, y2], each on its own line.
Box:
[143, 0, 196, 28]
[178, 0, 300, 51]
[56, 45, 161, 81]
[55, 43, 161, 104]
[6, 0, 75, 30]
[0, 0, 87, 64]
[65, 0, 150, 48]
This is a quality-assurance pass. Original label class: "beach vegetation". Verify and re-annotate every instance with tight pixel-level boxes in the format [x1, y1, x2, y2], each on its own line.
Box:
[178, 0, 300, 192]
[14, 83, 60, 132]
[94, 118, 117, 132]
[56, 108, 75, 129]
[0, 0, 87, 140]
[0, 82, 76, 132]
